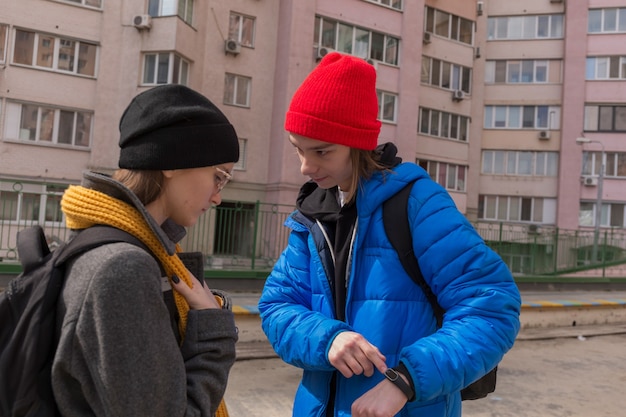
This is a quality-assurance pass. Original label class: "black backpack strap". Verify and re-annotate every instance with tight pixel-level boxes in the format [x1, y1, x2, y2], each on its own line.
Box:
[383, 181, 446, 327]
[16, 226, 51, 273]
[55, 225, 150, 267]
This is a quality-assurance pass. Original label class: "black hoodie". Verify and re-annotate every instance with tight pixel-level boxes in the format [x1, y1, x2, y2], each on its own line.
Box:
[294, 142, 401, 321]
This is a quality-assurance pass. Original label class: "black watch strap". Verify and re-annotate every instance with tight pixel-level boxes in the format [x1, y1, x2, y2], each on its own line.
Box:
[384, 368, 415, 401]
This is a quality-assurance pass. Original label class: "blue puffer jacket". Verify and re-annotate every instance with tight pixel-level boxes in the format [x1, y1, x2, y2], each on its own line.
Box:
[259, 162, 521, 417]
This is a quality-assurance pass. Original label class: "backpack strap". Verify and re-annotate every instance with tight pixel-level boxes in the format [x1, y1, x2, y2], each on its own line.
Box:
[16, 226, 51, 273]
[54, 225, 150, 267]
[382, 181, 446, 327]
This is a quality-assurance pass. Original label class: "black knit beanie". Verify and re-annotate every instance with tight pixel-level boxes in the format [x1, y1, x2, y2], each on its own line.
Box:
[118, 84, 239, 170]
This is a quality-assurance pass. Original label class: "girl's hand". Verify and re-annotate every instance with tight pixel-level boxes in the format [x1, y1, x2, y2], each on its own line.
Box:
[170, 270, 221, 310]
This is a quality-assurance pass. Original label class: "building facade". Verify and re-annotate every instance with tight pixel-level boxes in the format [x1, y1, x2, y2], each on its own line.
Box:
[1, 0, 625, 272]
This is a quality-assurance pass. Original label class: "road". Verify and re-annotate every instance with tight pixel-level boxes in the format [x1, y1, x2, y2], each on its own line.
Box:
[224, 332, 626, 417]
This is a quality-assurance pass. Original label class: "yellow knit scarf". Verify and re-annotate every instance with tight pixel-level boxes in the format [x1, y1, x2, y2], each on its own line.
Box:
[61, 185, 231, 417]
[61, 185, 192, 337]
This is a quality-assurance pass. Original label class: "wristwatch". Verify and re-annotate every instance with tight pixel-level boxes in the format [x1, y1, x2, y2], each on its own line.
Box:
[384, 368, 415, 401]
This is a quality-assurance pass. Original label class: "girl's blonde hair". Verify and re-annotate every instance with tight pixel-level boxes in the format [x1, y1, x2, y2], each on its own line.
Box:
[343, 148, 388, 205]
[112, 169, 164, 206]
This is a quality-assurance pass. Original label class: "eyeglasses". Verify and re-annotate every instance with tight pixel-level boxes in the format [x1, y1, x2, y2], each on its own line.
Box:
[214, 167, 233, 192]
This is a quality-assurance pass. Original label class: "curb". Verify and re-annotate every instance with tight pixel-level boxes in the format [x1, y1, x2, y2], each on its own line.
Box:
[233, 298, 626, 315]
[521, 298, 626, 309]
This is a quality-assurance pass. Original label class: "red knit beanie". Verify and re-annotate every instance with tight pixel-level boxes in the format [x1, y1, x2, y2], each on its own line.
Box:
[285, 52, 381, 150]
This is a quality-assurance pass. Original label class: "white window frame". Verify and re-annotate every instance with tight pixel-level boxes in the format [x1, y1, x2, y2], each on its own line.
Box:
[377, 90, 397, 123]
[52, 0, 102, 8]
[12, 29, 98, 77]
[364, 0, 402, 11]
[482, 150, 559, 177]
[419, 159, 467, 192]
[0, 182, 67, 225]
[3, 101, 92, 148]
[484, 105, 560, 130]
[422, 57, 472, 94]
[233, 138, 247, 171]
[228, 12, 255, 47]
[424, 7, 474, 45]
[224, 73, 251, 108]
[588, 8, 626, 33]
[586, 56, 626, 80]
[487, 14, 564, 40]
[141, 52, 189, 86]
[314, 16, 400, 65]
[480, 195, 554, 224]
[0, 24, 8, 64]
[419, 107, 469, 142]
[584, 104, 626, 132]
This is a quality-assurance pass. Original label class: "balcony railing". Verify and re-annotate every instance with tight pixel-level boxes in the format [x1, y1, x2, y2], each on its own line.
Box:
[1, 177, 626, 279]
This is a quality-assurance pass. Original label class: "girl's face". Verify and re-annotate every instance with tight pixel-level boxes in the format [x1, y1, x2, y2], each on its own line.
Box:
[149, 163, 234, 227]
[289, 134, 354, 192]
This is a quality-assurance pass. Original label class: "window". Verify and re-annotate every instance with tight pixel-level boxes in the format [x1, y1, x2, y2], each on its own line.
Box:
[417, 159, 467, 192]
[12, 29, 98, 77]
[582, 151, 626, 178]
[0, 182, 66, 224]
[0, 24, 7, 63]
[148, 0, 194, 24]
[224, 73, 251, 107]
[485, 60, 558, 84]
[142, 52, 189, 85]
[584, 105, 626, 132]
[484, 105, 560, 129]
[377, 91, 397, 123]
[233, 139, 247, 170]
[228, 12, 255, 47]
[579, 201, 623, 228]
[314, 16, 399, 65]
[54, 0, 102, 7]
[586, 56, 626, 80]
[588, 8, 626, 33]
[3, 101, 92, 148]
[487, 14, 564, 40]
[421, 56, 471, 93]
[424, 7, 474, 45]
[419, 107, 469, 141]
[482, 150, 558, 176]
[364, 0, 402, 11]
[479, 195, 555, 223]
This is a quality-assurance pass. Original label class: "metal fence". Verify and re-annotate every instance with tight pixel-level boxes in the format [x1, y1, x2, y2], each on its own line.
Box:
[1, 177, 626, 277]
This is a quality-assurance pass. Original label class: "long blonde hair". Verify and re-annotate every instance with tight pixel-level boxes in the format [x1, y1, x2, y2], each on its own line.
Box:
[343, 148, 388, 205]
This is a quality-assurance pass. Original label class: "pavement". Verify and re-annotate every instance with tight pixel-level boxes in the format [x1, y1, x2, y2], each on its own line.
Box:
[225, 290, 626, 417]
[229, 289, 626, 316]
[229, 289, 626, 360]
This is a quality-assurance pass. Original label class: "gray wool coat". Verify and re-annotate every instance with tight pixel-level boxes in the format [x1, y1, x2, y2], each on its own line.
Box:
[52, 171, 238, 417]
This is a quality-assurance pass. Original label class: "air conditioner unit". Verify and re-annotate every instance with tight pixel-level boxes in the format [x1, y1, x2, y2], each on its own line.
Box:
[316, 46, 334, 60]
[423, 32, 432, 44]
[550, 0, 563, 3]
[583, 176, 598, 186]
[133, 14, 152, 30]
[528, 224, 539, 234]
[538, 130, 551, 140]
[474, 47, 481, 59]
[224, 39, 241, 55]
[452, 90, 465, 101]
[477, 1, 484, 15]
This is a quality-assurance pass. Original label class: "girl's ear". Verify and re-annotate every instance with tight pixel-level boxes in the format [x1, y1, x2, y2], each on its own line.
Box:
[162, 170, 176, 179]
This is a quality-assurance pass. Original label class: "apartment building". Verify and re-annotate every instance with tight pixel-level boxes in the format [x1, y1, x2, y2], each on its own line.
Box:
[1, 0, 625, 272]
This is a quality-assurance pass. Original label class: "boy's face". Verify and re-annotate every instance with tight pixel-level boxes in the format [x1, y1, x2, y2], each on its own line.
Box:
[288, 134, 353, 192]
